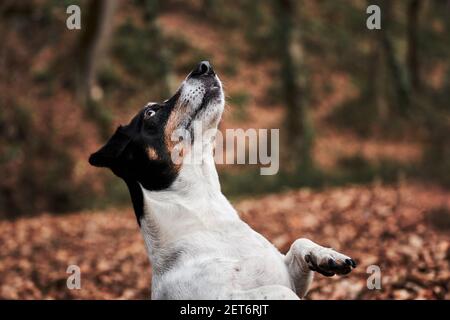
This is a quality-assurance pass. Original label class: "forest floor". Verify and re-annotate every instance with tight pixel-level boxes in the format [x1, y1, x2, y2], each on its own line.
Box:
[1, 183, 449, 299]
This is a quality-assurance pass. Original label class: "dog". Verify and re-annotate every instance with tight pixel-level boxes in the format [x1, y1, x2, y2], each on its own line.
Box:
[89, 61, 356, 299]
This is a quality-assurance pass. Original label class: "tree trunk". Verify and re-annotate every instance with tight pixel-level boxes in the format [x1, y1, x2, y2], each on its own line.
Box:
[77, 0, 118, 103]
[143, 0, 174, 98]
[370, 35, 388, 120]
[276, 0, 314, 169]
[407, 0, 421, 91]
[378, 0, 411, 114]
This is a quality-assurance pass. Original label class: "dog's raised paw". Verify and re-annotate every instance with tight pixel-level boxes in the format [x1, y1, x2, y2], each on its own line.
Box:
[304, 248, 356, 277]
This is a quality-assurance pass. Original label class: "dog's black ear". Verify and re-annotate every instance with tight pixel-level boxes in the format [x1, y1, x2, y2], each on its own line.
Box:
[89, 126, 132, 168]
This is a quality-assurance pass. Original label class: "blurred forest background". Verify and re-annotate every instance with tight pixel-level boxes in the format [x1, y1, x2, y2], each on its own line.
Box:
[0, 0, 449, 299]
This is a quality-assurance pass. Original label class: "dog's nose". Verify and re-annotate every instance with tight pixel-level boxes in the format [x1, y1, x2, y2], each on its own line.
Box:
[190, 61, 215, 77]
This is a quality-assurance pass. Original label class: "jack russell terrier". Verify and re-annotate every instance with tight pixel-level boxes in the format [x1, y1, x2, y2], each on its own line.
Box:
[89, 61, 356, 299]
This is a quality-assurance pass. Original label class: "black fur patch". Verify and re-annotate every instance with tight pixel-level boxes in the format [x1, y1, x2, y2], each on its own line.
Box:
[89, 61, 219, 226]
[89, 92, 181, 223]
[125, 180, 144, 226]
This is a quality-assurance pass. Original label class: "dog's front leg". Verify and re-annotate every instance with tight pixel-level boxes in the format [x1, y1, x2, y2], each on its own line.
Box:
[285, 238, 356, 298]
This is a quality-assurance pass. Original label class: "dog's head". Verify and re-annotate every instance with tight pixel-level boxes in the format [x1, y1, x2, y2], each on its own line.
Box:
[88, 61, 224, 190]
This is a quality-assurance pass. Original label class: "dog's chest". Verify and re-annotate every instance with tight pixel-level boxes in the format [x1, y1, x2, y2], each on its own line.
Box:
[151, 222, 292, 298]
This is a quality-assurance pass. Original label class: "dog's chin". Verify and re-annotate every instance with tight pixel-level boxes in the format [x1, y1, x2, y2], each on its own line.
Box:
[183, 85, 224, 129]
[195, 96, 224, 129]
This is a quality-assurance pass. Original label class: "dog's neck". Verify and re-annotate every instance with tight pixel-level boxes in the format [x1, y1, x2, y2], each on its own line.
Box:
[137, 139, 238, 271]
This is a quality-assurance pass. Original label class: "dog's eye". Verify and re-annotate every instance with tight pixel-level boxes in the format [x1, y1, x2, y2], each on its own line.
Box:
[144, 108, 156, 119]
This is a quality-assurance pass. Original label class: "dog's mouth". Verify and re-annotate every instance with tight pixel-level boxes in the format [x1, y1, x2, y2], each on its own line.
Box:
[176, 61, 224, 131]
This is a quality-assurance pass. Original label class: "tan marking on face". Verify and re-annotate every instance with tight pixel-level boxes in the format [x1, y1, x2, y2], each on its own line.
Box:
[147, 147, 159, 160]
[163, 100, 189, 172]
[164, 100, 188, 152]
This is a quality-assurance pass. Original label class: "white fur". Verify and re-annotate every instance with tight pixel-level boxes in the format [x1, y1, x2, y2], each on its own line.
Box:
[137, 74, 352, 300]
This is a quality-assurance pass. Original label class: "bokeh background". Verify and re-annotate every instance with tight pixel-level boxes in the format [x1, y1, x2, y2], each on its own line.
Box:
[0, 0, 449, 299]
